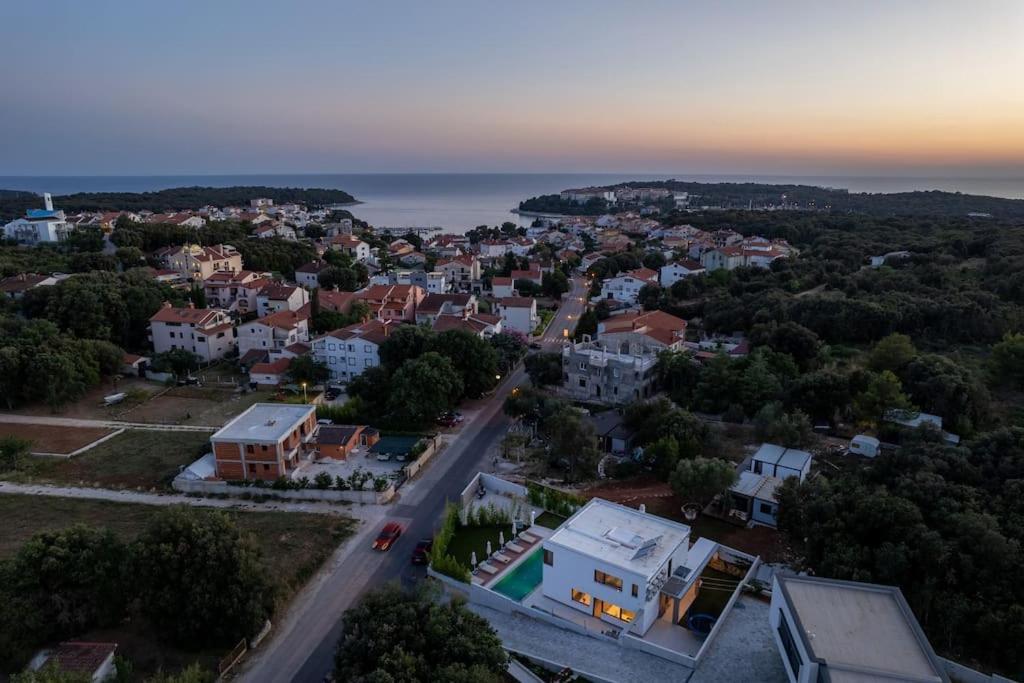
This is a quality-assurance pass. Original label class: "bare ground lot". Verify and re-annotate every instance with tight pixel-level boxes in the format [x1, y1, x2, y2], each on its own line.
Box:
[4, 430, 212, 490]
[0, 423, 113, 454]
[0, 493, 356, 679]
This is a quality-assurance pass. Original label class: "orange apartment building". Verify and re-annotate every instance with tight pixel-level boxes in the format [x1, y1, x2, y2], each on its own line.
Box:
[210, 403, 317, 481]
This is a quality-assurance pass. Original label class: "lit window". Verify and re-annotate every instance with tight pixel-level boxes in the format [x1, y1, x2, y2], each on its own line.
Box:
[601, 601, 635, 623]
[571, 589, 592, 606]
[594, 570, 623, 591]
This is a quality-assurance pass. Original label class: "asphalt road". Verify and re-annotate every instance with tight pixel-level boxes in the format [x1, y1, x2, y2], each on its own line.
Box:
[239, 364, 527, 683]
[540, 275, 589, 346]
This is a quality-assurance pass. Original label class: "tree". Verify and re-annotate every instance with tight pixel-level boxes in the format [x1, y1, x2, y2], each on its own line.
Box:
[10, 664, 91, 683]
[0, 526, 128, 669]
[151, 348, 200, 377]
[638, 283, 662, 311]
[189, 283, 207, 309]
[132, 507, 273, 647]
[524, 352, 563, 387]
[656, 350, 700, 407]
[869, 333, 918, 373]
[573, 309, 598, 341]
[752, 321, 821, 370]
[753, 402, 814, 447]
[334, 584, 507, 683]
[143, 664, 215, 683]
[514, 279, 542, 297]
[990, 332, 1024, 389]
[669, 457, 737, 504]
[853, 370, 912, 422]
[0, 436, 30, 472]
[387, 353, 463, 423]
[541, 270, 570, 298]
[902, 354, 990, 433]
[286, 355, 329, 386]
[427, 329, 500, 399]
[642, 251, 666, 270]
[641, 435, 681, 476]
[378, 325, 433, 372]
[490, 332, 527, 371]
[543, 406, 600, 482]
[318, 266, 362, 292]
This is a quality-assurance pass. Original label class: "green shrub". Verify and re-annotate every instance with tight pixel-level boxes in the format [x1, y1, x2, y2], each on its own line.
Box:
[314, 472, 333, 490]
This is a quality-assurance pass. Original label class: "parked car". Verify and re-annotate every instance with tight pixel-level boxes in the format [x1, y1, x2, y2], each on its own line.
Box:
[437, 412, 458, 427]
[529, 341, 542, 350]
[373, 522, 403, 551]
[411, 539, 433, 564]
[325, 388, 342, 400]
[317, 418, 333, 425]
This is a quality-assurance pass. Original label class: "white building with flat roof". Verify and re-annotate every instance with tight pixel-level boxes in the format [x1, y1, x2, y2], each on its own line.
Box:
[541, 498, 692, 635]
[770, 574, 948, 683]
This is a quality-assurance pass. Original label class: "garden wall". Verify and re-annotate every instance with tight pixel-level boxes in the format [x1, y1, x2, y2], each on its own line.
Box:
[403, 435, 442, 480]
[172, 477, 394, 504]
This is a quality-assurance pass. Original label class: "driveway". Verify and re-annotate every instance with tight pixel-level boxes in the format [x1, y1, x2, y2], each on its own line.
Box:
[237, 365, 527, 683]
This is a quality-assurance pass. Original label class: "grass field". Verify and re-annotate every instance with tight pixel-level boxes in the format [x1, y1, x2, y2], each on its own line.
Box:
[448, 524, 510, 568]
[7, 429, 212, 490]
[0, 494, 356, 679]
[0, 423, 112, 454]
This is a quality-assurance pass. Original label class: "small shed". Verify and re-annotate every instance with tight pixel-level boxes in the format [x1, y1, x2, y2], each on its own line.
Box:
[29, 641, 118, 682]
[729, 471, 784, 527]
[849, 434, 881, 458]
[751, 444, 812, 482]
[120, 353, 150, 377]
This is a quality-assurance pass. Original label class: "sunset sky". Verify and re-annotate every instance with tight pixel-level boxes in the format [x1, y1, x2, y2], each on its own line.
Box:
[3, 0, 1023, 176]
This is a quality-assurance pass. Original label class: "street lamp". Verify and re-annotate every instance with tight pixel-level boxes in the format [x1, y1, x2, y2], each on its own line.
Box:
[301, 381, 308, 403]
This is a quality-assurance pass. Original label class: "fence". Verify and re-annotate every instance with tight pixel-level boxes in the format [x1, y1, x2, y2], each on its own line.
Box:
[218, 638, 247, 677]
[402, 435, 442, 480]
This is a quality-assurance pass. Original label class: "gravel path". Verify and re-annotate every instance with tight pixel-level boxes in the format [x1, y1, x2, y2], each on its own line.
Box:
[0, 480, 382, 520]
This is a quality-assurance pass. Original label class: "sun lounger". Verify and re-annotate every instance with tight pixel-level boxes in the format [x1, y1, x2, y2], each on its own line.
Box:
[471, 575, 484, 585]
[519, 531, 540, 543]
[507, 542, 525, 553]
[478, 562, 498, 574]
[494, 552, 513, 563]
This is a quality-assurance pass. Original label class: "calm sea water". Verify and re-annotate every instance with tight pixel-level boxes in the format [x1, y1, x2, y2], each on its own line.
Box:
[1, 173, 1022, 234]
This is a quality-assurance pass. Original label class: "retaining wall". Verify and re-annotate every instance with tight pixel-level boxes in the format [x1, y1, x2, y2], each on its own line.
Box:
[172, 477, 394, 504]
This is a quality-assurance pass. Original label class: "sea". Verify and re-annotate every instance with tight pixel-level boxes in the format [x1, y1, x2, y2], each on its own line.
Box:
[1, 173, 1022, 234]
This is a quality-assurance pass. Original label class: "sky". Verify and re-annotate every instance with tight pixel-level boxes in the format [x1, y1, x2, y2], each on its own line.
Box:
[2, 0, 1023, 177]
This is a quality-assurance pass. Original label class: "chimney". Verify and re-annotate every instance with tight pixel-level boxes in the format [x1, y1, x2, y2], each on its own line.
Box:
[43, 193, 53, 211]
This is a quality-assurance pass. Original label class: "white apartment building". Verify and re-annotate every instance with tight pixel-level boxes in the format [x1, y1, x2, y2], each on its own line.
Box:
[496, 297, 538, 335]
[659, 260, 706, 287]
[256, 283, 310, 317]
[542, 499, 692, 635]
[311, 319, 396, 383]
[203, 271, 270, 314]
[599, 268, 659, 304]
[3, 194, 73, 244]
[330, 235, 371, 261]
[148, 303, 236, 362]
[237, 308, 310, 359]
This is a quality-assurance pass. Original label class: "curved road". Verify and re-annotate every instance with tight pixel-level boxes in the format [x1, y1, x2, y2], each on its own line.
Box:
[238, 365, 527, 683]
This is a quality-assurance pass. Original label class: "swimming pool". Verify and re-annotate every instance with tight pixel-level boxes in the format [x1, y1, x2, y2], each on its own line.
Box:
[492, 549, 543, 601]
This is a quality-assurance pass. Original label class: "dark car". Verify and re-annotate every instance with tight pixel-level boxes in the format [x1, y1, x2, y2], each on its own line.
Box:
[437, 412, 458, 427]
[411, 539, 433, 564]
[325, 388, 341, 400]
[529, 342, 542, 350]
[372, 522, 403, 551]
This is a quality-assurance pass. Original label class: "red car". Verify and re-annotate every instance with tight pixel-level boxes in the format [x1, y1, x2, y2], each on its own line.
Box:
[373, 522, 403, 551]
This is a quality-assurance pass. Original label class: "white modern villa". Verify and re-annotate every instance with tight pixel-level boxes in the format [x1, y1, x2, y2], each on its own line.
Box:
[540, 498, 691, 635]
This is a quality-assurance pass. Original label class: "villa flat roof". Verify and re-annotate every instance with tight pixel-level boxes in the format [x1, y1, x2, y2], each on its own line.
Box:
[211, 403, 314, 444]
[544, 498, 690, 578]
[753, 443, 811, 471]
[776, 574, 947, 683]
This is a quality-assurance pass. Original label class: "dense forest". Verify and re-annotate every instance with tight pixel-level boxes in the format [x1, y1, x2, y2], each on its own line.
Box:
[519, 181, 1024, 219]
[0, 185, 357, 221]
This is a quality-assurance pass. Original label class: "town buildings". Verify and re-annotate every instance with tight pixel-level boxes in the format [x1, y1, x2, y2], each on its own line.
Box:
[210, 403, 318, 480]
[357, 284, 425, 322]
[437, 254, 481, 290]
[597, 310, 687, 352]
[415, 293, 477, 326]
[295, 260, 332, 288]
[236, 307, 311, 360]
[148, 303, 236, 362]
[659, 260, 706, 287]
[203, 271, 270, 314]
[316, 425, 380, 459]
[329, 235, 371, 261]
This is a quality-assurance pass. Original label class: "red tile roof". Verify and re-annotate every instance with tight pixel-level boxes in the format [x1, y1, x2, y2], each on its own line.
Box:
[251, 358, 291, 375]
[149, 305, 223, 326]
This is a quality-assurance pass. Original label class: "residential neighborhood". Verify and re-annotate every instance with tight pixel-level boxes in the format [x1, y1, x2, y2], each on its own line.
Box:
[1, 183, 1021, 683]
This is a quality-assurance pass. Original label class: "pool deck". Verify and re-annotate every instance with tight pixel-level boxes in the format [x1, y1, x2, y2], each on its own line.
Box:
[475, 526, 552, 587]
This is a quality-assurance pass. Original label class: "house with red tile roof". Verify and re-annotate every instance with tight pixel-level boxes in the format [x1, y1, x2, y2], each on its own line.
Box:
[249, 357, 292, 387]
[256, 283, 310, 317]
[148, 303, 236, 362]
[432, 311, 502, 338]
[599, 267, 659, 305]
[495, 296, 538, 335]
[311, 319, 399, 383]
[356, 284, 425, 322]
[237, 305, 311, 359]
[598, 309, 687, 351]
[203, 270, 270, 314]
[155, 243, 242, 282]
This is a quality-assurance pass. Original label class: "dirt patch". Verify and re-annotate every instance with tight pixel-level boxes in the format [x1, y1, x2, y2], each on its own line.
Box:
[5, 378, 162, 420]
[583, 476, 789, 562]
[0, 424, 113, 454]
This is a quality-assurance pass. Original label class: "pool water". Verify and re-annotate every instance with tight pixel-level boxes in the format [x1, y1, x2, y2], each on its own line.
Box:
[492, 549, 543, 601]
